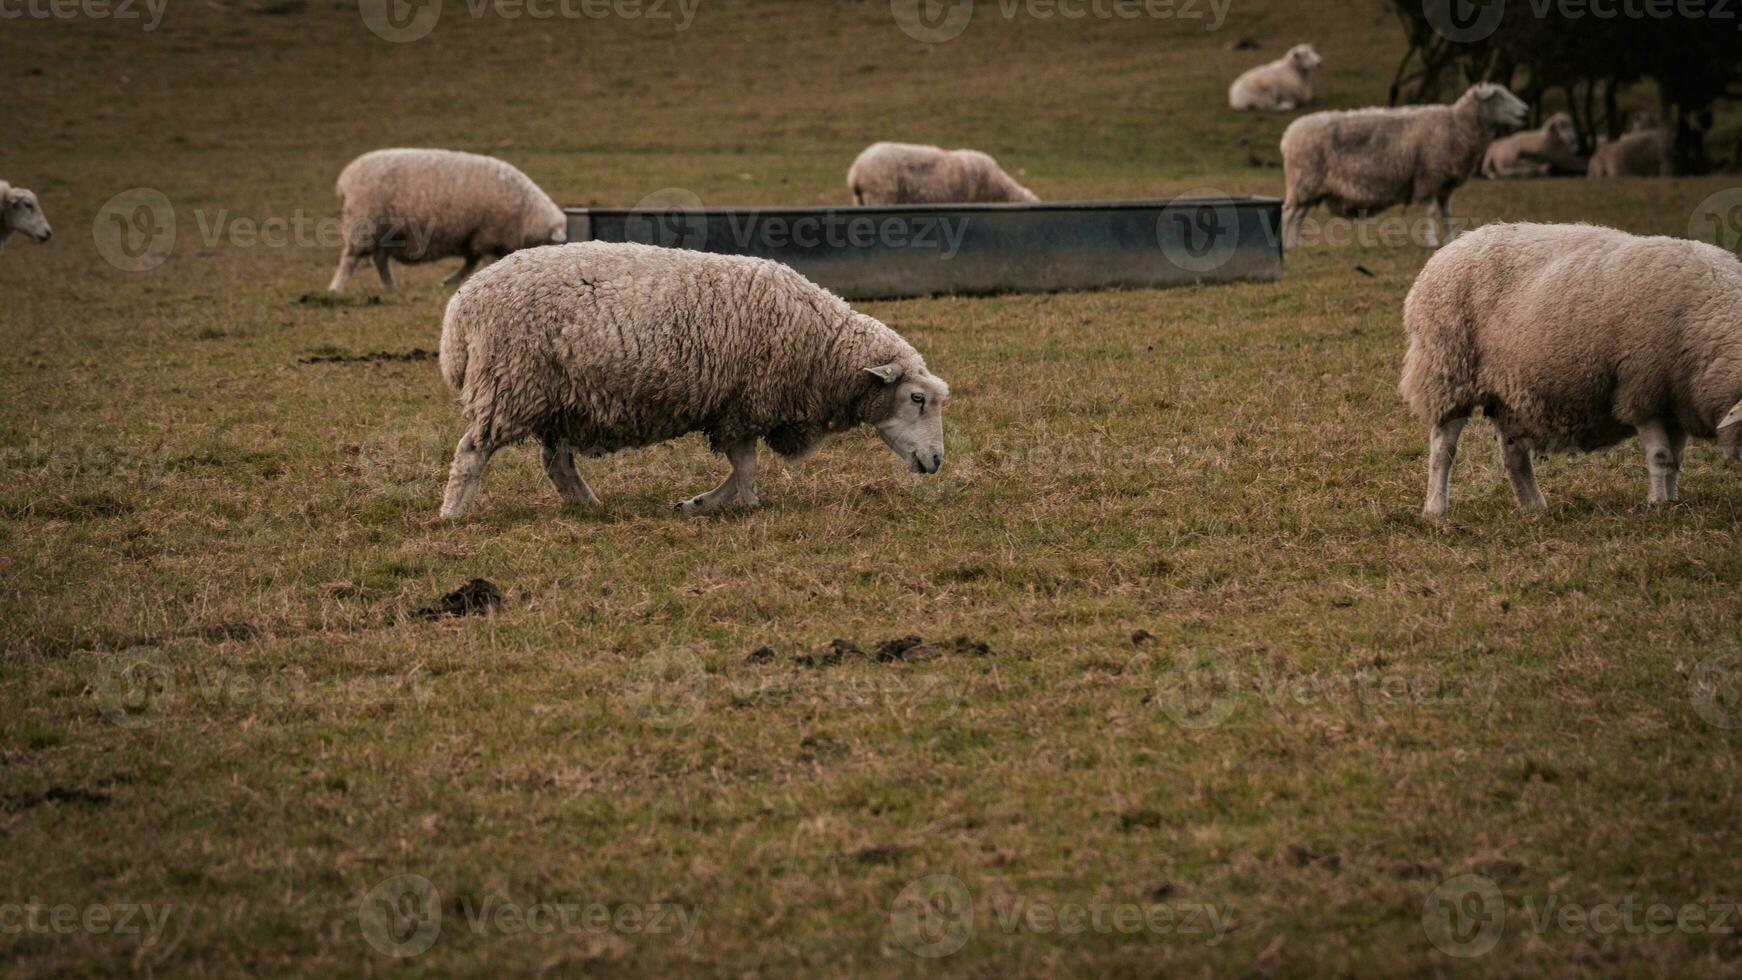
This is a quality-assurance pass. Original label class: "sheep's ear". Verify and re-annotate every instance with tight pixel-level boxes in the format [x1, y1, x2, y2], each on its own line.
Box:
[863, 363, 904, 384]
[1720, 399, 1742, 430]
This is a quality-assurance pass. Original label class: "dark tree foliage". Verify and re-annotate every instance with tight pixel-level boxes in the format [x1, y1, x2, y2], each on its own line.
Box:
[1384, 0, 1742, 173]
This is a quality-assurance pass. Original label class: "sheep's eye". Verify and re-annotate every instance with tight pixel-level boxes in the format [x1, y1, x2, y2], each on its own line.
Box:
[910, 392, 924, 405]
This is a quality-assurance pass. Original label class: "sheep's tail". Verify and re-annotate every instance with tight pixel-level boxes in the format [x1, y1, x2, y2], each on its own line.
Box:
[439, 294, 470, 392]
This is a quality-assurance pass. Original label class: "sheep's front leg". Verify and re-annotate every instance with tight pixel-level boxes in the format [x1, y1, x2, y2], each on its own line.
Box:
[674, 442, 757, 516]
[444, 255, 481, 286]
[329, 251, 363, 292]
[372, 251, 397, 289]
[1432, 191, 1457, 246]
[1424, 417, 1467, 518]
[1496, 428, 1547, 511]
[1638, 419, 1688, 504]
[439, 428, 498, 519]
[1281, 202, 1309, 249]
[540, 436, 602, 509]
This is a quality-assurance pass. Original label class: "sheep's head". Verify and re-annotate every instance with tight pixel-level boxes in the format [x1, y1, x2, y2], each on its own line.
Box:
[863, 361, 949, 474]
[1, 184, 52, 244]
[1466, 84, 1528, 132]
[1629, 110, 1661, 133]
[1288, 44, 1322, 73]
[1720, 398, 1742, 461]
[1545, 112, 1578, 150]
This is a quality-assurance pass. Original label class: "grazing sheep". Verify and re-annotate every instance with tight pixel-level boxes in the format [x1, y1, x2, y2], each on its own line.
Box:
[0, 181, 52, 247]
[327, 148, 566, 293]
[437, 241, 951, 518]
[847, 142, 1038, 205]
[1281, 83, 1528, 248]
[1400, 222, 1742, 516]
[1480, 112, 1582, 179]
[1587, 125, 1668, 178]
[1228, 43, 1322, 112]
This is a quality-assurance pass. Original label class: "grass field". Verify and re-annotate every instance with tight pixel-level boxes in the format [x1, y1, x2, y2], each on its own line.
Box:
[5, 0, 1742, 975]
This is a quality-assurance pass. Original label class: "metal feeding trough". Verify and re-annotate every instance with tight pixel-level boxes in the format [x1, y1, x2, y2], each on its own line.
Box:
[564, 197, 1283, 300]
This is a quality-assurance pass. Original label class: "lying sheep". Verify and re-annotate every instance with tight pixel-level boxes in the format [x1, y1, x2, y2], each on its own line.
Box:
[1400, 222, 1742, 516]
[437, 241, 951, 518]
[0, 181, 52, 247]
[1587, 126, 1668, 177]
[1228, 44, 1322, 112]
[847, 142, 1038, 205]
[1481, 112, 1582, 179]
[1281, 83, 1528, 248]
[328, 148, 566, 292]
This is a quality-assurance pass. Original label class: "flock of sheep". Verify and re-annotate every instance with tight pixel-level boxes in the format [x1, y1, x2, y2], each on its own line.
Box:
[6, 40, 1739, 518]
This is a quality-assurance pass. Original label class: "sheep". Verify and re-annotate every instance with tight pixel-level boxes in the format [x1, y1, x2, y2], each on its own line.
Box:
[0, 181, 52, 247]
[327, 148, 566, 293]
[1480, 112, 1582, 179]
[1228, 43, 1322, 112]
[1587, 125, 1668, 178]
[847, 142, 1038, 206]
[1400, 222, 1742, 517]
[436, 241, 951, 518]
[1281, 83, 1528, 249]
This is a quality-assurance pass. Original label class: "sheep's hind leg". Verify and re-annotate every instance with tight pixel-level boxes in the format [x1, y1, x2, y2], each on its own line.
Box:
[675, 442, 758, 516]
[444, 255, 481, 286]
[540, 436, 602, 509]
[1638, 419, 1688, 504]
[439, 427, 499, 519]
[1496, 428, 1547, 512]
[1424, 417, 1467, 518]
[328, 250, 364, 292]
[372, 251, 397, 290]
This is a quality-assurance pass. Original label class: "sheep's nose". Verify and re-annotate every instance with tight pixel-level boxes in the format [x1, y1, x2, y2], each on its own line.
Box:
[39, 230, 51, 241]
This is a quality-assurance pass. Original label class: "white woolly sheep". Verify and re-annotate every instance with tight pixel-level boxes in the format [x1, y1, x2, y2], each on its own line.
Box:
[436, 241, 951, 518]
[1228, 43, 1322, 112]
[1480, 112, 1582, 179]
[0, 181, 52, 247]
[1281, 83, 1528, 248]
[327, 148, 566, 292]
[1587, 126, 1668, 177]
[1400, 222, 1742, 516]
[847, 142, 1038, 205]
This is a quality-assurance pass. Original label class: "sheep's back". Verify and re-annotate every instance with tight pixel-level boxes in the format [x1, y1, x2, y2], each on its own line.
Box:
[1404, 223, 1738, 446]
[446, 243, 867, 448]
